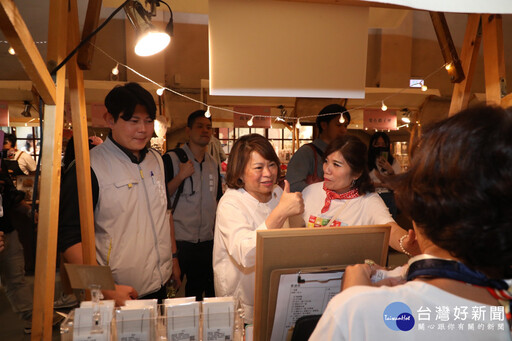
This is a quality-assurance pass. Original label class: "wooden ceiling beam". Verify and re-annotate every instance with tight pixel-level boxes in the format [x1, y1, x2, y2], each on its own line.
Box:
[430, 12, 465, 83]
[0, 0, 56, 104]
[77, 0, 103, 70]
[449, 14, 482, 116]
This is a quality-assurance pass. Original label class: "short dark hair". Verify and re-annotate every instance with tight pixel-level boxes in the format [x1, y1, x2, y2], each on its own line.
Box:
[3, 133, 16, 147]
[393, 106, 512, 277]
[104, 82, 156, 122]
[316, 104, 351, 134]
[226, 134, 281, 189]
[324, 135, 374, 194]
[187, 110, 211, 128]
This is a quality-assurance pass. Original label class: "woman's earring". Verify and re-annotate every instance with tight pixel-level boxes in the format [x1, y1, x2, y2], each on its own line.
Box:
[351, 179, 356, 188]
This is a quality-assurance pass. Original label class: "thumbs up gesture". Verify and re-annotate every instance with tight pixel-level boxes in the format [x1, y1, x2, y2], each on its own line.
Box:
[278, 180, 304, 216]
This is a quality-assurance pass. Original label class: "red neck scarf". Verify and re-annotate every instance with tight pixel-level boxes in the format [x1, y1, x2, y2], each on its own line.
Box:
[321, 183, 360, 213]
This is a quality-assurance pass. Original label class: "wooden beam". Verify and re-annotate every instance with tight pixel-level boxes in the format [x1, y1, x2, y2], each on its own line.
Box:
[482, 14, 506, 106]
[0, 0, 56, 104]
[429, 12, 465, 83]
[77, 0, 103, 70]
[31, 0, 68, 338]
[69, 0, 97, 265]
[449, 14, 481, 116]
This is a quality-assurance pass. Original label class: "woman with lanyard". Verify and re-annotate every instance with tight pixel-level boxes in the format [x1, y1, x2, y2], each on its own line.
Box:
[310, 106, 512, 340]
[301, 134, 419, 256]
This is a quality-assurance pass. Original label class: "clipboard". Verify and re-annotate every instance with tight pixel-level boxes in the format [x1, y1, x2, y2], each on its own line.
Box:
[254, 225, 390, 341]
[266, 265, 346, 341]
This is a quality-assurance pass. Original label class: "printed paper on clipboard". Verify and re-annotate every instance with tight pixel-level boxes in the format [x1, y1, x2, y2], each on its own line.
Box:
[269, 267, 345, 341]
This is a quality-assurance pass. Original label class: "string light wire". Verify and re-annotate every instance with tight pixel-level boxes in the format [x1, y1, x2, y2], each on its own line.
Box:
[91, 42, 447, 126]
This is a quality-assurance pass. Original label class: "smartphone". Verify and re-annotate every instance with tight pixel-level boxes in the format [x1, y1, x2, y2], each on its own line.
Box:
[380, 151, 388, 160]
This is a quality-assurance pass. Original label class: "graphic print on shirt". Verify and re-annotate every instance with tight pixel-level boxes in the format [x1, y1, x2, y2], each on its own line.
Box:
[307, 214, 347, 228]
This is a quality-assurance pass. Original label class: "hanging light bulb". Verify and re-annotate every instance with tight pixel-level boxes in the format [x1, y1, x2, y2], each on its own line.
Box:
[8, 47, 15, 55]
[402, 117, 411, 123]
[421, 84, 428, 92]
[156, 87, 165, 96]
[112, 63, 119, 75]
[381, 101, 388, 111]
[247, 116, 254, 127]
[445, 63, 452, 71]
[295, 119, 301, 129]
[339, 115, 345, 124]
[204, 106, 211, 118]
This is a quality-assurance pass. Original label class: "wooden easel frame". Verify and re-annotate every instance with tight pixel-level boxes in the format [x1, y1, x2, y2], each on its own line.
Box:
[449, 14, 508, 115]
[0, 0, 97, 339]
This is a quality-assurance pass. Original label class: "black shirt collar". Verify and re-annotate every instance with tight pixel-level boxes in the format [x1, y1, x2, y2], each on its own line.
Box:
[108, 133, 148, 164]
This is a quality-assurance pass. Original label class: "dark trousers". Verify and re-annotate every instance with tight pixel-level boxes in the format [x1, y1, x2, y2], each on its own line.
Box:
[138, 285, 167, 304]
[176, 240, 215, 301]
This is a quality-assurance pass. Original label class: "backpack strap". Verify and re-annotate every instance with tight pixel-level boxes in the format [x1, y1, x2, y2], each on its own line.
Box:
[306, 143, 324, 180]
[164, 147, 193, 213]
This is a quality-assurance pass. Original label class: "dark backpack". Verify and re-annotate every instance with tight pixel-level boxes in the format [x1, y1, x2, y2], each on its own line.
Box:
[162, 148, 194, 213]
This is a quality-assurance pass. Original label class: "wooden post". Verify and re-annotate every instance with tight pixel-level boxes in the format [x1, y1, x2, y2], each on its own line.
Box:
[449, 14, 482, 116]
[68, 0, 97, 265]
[77, 0, 103, 70]
[31, 0, 68, 338]
[482, 14, 506, 106]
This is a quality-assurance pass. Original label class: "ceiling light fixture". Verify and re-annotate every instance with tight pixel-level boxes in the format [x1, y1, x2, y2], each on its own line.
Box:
[20, 101, 31, 117]
[125, 0, 174, 57]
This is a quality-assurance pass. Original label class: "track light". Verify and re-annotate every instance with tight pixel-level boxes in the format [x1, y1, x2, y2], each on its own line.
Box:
[125, 0, 173, 57]
[400, 108, 411, 123]
[20, 101, 31, 117]
[204, 107, 211, 118]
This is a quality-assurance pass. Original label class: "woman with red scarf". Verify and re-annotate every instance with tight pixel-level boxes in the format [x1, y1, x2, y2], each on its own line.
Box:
[301, 135, 418, 255]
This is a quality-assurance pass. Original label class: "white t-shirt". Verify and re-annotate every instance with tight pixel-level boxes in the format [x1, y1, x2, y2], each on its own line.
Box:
[213, 186, 283, 324]
[14, 150, 36, 175]
[302, 182, 394, 227]
[310, 281, 511, 341]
